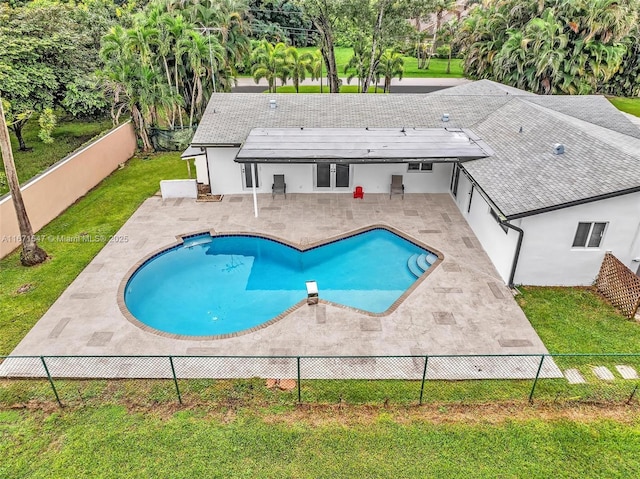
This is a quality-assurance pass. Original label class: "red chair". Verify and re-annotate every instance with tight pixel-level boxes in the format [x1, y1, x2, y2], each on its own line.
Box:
[353, 186, 364, 199]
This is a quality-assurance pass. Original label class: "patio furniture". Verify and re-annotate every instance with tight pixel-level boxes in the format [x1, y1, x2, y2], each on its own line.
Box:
[272, 174, 286, 199]
[353, 186, 364, 199]
[390, 175, 404, 199]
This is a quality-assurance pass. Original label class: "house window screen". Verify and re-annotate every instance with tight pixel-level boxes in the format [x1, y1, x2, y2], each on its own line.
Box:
[572, 222, 607, 248]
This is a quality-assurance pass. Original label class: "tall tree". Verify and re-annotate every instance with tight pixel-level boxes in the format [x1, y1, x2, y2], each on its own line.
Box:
[295, 0, 342, 92]
[285, 47, 314, 92]
[309, 49, 325, 92]
[376, 48, 404, 92]
[458, 0, 639, 95]
[0, 2, 100, 150]
[0, 98, 48, 266]
[251, 40, 289, 92]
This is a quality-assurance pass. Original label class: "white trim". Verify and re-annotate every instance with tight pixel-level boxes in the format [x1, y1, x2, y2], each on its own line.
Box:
[251, 162, 258, 218]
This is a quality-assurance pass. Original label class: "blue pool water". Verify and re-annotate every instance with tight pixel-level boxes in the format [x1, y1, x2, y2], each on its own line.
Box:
[124, 228, 434, 336]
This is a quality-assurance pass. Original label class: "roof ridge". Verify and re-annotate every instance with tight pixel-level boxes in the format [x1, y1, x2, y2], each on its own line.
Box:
[520, 98, 640, 157]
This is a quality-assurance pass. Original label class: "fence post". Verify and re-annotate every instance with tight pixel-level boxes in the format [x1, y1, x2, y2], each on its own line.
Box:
[169, 356, 182, 404]
[297, 357, 301, 403]
[528, 355, 545, 403]
[40, 356, 62, 408]
[626, 385, 638, 405]
[419, 356, 429, 405]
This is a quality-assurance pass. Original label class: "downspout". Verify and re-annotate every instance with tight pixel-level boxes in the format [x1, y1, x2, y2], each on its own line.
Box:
[204, 148, 212, 190]
[501, 221, 524, 288]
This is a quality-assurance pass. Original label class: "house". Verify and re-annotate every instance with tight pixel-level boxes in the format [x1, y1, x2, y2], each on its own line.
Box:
[186, 80, 640, 286]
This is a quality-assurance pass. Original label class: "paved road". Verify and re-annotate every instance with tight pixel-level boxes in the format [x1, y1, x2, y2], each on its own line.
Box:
[231, 76, 469, 94]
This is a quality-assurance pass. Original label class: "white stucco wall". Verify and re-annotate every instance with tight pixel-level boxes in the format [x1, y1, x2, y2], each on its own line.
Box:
[204, 147, 455, 195]
[452, 172, 519, 283]
[160, 179, 198, 199]
[515, 191, 640, 286]
[352, 163, 454, 194]
[193, 155, 209, 184]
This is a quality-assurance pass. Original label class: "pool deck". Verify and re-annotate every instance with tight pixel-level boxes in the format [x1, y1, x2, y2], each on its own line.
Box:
[5, 193, 559, 379]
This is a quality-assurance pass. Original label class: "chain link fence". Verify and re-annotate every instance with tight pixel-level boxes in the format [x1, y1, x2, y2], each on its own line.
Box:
[1, 354, 638, 408]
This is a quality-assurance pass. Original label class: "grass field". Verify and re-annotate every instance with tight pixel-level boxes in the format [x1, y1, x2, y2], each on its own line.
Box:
[1, 406, 639, 479]
[298, 46, 464, 78]
[608, 97, 640, 117]
[516, 287, 640, 353]
[270, 85, 383, 93]
[239, 46, 464, 79]
[0, 153, 186, 355]
[1, 116, 113, 196]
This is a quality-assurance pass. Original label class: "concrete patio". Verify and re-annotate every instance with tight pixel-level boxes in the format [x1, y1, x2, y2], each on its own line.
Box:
[4, 193, 558, 379]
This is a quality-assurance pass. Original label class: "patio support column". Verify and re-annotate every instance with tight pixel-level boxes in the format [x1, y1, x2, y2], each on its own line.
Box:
[251, 162, 258, 218]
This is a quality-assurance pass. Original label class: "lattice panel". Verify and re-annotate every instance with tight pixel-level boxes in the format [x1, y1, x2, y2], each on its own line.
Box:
[595, 253, 640, 319]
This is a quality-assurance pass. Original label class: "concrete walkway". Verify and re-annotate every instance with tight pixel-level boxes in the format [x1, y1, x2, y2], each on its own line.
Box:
[3, 193, 558, 379]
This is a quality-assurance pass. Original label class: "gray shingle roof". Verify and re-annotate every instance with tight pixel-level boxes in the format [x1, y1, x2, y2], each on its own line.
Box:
[191, 93, 510, 146]
[464, 98, 640, 217]
[191, 82, 640, 218]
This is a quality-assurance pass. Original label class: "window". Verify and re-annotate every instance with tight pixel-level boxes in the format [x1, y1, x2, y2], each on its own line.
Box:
[572, 222, 607, 248]
[407, 162, 433, 172]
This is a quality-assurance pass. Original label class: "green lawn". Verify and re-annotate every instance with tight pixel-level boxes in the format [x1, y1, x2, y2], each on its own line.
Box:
[1, 116, 113, 196]
[298, 46, 464, 78]
[239, 46, 463, 79]
[1, 406, 639, 479]
[270, 85, 383, 93]
[0, 153, 186, 355]
[608, 97, 640, 117]
[516, 287, 640, 353]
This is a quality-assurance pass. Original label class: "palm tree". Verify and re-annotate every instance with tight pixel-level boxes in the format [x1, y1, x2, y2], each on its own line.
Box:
[309, 50, 324, 92]
[344, 41, 370, 93]
[439, 19, 459, 74]
[251, 40, 288, 93]
[376, 49, 404, 93]
[424, 0, 449, 70]
[285, 47, 313, 93]
[0, 98, 48, 266]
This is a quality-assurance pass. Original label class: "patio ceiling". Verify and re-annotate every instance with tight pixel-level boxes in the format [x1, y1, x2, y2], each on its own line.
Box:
[235, 127, 494, 163]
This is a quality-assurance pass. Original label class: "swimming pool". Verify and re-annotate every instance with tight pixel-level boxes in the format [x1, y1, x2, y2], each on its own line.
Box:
[122, 227, 439, 337]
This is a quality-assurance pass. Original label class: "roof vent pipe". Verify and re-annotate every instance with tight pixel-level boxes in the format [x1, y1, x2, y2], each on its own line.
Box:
[442, 113, 450, 122]
[269, 99, 277, 109]
[553, 143, 565, 155]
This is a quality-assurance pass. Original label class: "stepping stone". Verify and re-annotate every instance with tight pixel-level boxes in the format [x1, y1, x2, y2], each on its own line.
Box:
[593, 366, 615, 380]
[616, 365, 639, 380]
[564, 368, 586, 384]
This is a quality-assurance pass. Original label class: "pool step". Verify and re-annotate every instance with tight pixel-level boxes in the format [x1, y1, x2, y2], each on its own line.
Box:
[416, 253, 430, 271]
[408, 253, 431, 278]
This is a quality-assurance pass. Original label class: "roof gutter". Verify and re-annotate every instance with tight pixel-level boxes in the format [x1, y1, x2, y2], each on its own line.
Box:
[506, 185, 640, 220]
